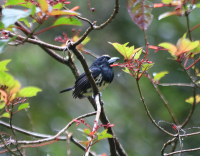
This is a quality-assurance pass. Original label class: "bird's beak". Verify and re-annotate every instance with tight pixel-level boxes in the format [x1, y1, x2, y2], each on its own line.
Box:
[107, 57, 120, 64]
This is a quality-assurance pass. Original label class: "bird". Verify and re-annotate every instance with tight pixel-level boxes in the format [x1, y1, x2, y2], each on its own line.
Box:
[60, 55, 119, 99]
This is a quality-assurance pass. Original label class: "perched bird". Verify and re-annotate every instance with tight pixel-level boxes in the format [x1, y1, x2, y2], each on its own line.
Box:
[60, 55, 119, 99]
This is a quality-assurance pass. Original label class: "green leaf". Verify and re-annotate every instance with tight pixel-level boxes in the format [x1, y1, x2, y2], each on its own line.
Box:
[1, 112, 10, 118]
[19, 18, 30, 27]
[162, 0, 172, 4]
[0, 60, 11, 71]
[141, 63, 154, 71]
[196, 3, 200, 8]
[0, 22, 4, 29]
[0, 71, 15, 88]
[185, 95, 200, 105]
[83, 128, 91, 135]
[18, 103, 29, 111]
[82, 37, 90, 45]
[16, 87, 42, 98]
[122, 67, 131, 74]
[153, 71, 169, 82]
[0, 103, 5, 110]
[98, 129, 113, 140]
[53, 17, 82, 26]
[2, 5, 36, 28]
[0, 39, 9, 54]
[109, 42, 141, 60]
[158, 42, 177, 56]
[53, 3, 64, 10]
[133, 48, 143, 59]
[5, 0, 32, 8]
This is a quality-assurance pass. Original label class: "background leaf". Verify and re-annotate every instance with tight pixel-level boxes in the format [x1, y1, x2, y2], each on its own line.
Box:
[16, 87, 42, 98]
[98, 129, 113, 140]
[0, 71, 15, 88]
[2, 6, 36, 28]
[5, 0, 32, 8]
[0, 60, 11, 71]
[53, 17, 82, 26]
[1, 112, 10, 118]
[153, 71, 169, 82]
[38, 0, 48, 13]
[127, 0, 153, 30]
[18, 103, 29, 111]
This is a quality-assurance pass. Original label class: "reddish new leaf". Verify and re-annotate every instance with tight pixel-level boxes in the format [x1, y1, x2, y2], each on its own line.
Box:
[127, 0, 153, 30]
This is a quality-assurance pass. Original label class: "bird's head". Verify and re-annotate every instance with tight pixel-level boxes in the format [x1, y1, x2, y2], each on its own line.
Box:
[92, 55, 120, 67]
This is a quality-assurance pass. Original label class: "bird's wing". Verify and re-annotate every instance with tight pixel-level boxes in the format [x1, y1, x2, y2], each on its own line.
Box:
[73, 67, 101, 98]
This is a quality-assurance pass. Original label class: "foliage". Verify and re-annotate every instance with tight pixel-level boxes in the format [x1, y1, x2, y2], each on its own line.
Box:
[0, 60, 41, 118]
[0, 0, 200, 155]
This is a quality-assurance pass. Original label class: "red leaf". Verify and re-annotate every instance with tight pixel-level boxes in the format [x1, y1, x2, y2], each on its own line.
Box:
[127, 0, 153, 30]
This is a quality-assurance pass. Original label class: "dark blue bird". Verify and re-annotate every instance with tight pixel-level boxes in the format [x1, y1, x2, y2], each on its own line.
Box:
[60, 55, 119, 99]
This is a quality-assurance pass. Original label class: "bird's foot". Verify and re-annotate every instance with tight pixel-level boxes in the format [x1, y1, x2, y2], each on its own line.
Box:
[100, 100, 104, 107]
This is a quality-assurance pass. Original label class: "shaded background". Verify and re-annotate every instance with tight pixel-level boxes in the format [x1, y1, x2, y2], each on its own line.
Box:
[1, 0, 200, 155]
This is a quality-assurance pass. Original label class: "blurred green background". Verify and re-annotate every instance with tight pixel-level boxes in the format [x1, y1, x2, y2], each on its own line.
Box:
[1, 0, 200, 155]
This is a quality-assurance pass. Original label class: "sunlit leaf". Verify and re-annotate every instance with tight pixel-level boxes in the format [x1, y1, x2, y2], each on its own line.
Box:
[1, 112, 10, 118]
[196, 3, 200, 8]
[38, 0, 48, 13]
[123, 67, 131, 74]
[185, 95, 200, 105]
[153, 71, 169, 82]
[53, 3, 64, 10]
[2, 5, 36, 28]
[176, 36, 199, 56]
[109, 42, 140, 60]
[0, 71, 15, 88]
[158, 10, 185, 20]
[53, 17, 82, 26]
[18, 103, 29, 111]
[97, 129, 113, 140]
[16, 87, 42, 98]
[5, 0, 32, 8]
[82, 37, 90, 45]
[158, 42, 177, 56]
[162, 0, 172, 4]
[50, 10, 80, 16]
[0, 103, 5, 110]
[127, 0, 153, 30]
[0, 22, 4, 29]
[9, 80, 21, 95]
[133, 48, 143, 59]
[189, 43, 200, 55]
[83, 128, 91, 135]
[141, 63, 154, 71]
[0, 60, 11, 71]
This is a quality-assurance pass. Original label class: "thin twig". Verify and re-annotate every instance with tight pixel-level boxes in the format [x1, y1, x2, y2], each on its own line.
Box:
[180, 64, 197, 128]
[9, 104, 23, 156]
[84, 94, 101, 156]
[147, 74, 178, 125]
[136, 79, 175, 137]
[158, 83, 195, 87]
[0, 134, 19, 156]
[164, 146, 200, 156]
[0, 112, 96, 144]
[161, 137, 176, 156]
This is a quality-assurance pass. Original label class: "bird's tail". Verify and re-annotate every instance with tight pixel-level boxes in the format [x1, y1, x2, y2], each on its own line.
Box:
[60, 86, 74, 93]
